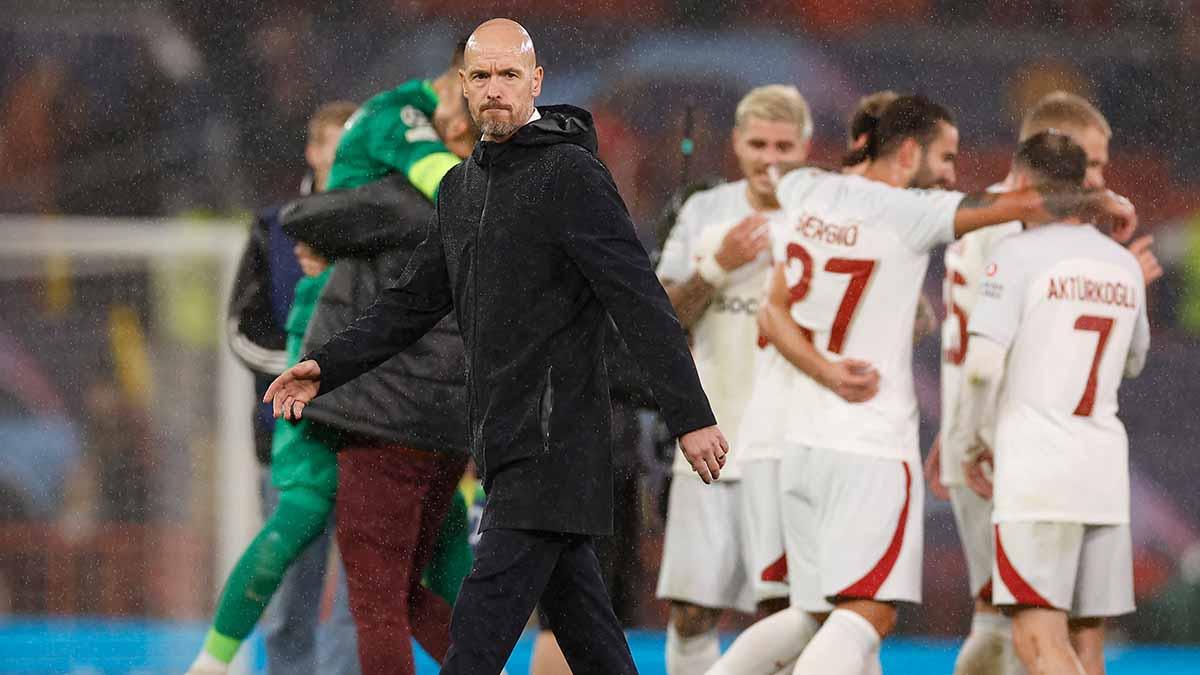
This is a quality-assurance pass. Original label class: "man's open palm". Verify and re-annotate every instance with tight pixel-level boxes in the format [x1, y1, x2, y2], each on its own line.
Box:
[264, 360, 322, 420]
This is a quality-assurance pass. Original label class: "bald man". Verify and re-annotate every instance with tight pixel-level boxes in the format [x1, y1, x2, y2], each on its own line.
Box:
[264, 19, 727, 674]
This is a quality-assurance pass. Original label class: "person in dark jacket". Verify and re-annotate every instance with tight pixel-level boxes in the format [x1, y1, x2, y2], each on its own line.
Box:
[264, 46, 479, 675]
[279, 86, 478, 669]
[203, 101, 361, 675]
[264, 19, 729, 674]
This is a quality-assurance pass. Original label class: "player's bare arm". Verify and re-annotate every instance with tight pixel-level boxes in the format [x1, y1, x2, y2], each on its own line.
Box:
[952, 186, 1137, 239]
[923, 433, 950, 501]
[1128, 234, 1163, 285]
[664, 214, 770, 328]
[759, 262, 879, 403]
[947, 334, 1007, 499]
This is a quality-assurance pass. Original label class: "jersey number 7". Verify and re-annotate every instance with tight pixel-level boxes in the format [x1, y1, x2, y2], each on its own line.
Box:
[786, 243, 877, 354]
[1073, 315, 1114, 417]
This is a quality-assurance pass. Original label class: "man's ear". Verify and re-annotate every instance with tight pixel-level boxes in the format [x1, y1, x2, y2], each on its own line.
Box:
[451, 116, 469, 142]
[1010, 170, 1031, 191]
[897, 137, 921, 171]
[303, 142, 319, 173]
[531, 65, 544, 98]
[458, 68, 468, 96]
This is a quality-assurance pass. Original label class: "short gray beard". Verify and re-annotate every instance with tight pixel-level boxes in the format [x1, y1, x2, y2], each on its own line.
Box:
[480, 118, 519, 140]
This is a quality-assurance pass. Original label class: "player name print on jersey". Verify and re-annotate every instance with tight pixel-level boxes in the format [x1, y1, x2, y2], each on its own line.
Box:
[794, 213, 860, 248]
[1045, 275, 1138, 308]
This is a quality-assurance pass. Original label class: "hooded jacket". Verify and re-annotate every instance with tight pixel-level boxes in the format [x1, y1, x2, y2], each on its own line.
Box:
[226, 206, 304, 464]
[306, 105, 715, 535]
[280, 175, 468, 454]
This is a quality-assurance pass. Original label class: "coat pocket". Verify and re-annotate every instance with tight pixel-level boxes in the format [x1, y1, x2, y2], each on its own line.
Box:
[539, 365, 554, 453]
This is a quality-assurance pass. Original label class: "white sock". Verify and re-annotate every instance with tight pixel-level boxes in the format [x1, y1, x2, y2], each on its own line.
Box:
[667, 623, 721, 675]
[792, 609, 881, 675]
[185, 651, 228, 674]
[706, 608, 819, 675]
[1001, 634, 1029, 675]
[954, 612, 1013, 675]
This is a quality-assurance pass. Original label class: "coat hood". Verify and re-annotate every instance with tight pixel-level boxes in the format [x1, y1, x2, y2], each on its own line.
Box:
[473, 104, 597, 166]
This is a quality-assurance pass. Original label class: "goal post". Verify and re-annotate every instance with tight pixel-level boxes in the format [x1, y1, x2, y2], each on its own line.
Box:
[0, 216, 260, 617]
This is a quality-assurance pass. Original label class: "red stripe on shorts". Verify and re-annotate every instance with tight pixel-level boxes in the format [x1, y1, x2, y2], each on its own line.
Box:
[761, 553, 788, 583]
[838, 461, 912, 599]
[978, 579, 993, 604]
[993, 525, 1053, 608]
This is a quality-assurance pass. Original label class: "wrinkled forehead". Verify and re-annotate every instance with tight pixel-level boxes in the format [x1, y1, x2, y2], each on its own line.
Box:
[465, 30, 536, 71]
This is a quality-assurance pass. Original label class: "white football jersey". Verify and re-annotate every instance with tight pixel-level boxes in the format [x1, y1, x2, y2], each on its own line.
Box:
[773, 169, 962, 461]
[657, 180, 788, 478]
[939, 200, 1024, 485]
[737, 343, 805, 462]
[969, 224, 1149, 525]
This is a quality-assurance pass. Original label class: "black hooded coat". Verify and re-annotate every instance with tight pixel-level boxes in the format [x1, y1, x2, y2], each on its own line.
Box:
[306, 104, 715, 535]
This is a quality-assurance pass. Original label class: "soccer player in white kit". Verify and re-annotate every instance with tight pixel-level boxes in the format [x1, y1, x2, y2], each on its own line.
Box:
[926, 92, 1162, 675]
[947, 132, 1149, 675]
[728, 95, 1136, 675]
[654, 84, 813, 675]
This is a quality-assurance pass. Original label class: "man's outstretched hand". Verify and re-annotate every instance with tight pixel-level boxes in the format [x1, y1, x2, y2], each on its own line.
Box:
[679, 425, 730, 484]
[264, 360, 322, 420]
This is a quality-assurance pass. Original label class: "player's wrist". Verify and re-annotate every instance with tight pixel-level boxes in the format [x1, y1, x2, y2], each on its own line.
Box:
[697, 251, 732, 288]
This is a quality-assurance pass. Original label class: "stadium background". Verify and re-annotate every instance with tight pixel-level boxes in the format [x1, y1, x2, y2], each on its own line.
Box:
[1, 0, 1199, 672]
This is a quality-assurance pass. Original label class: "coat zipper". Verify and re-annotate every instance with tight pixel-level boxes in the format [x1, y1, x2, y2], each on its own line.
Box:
[471, 166, 492, 477]
[540, 365, 554, 453]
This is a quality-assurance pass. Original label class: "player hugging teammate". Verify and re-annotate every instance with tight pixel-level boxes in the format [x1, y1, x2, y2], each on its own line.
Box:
[665, 86, 1148, 675]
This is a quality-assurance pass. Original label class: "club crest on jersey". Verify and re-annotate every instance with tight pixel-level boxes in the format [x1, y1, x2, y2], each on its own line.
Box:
[986, 262, 998, 277]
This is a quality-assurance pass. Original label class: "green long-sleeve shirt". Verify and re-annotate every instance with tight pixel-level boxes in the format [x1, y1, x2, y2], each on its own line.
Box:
[326, 79, 460, 199]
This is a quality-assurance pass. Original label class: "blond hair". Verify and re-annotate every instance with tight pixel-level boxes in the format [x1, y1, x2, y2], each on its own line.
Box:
[735, 85, 813, 141]
[307, 100, 358, 144]
[1019, 91, 1111, 141]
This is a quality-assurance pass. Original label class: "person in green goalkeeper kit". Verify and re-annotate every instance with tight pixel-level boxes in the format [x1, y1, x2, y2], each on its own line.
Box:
[188, 42, 477, 675]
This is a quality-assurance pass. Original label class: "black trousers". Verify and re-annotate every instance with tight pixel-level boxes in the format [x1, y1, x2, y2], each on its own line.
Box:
[441, 528, 638, 675]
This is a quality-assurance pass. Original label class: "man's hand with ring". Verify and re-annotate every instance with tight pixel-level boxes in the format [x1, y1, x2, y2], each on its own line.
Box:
[679, 425, 730, 484]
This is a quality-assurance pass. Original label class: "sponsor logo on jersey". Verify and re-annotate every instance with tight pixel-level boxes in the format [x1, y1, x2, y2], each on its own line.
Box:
[711, 295, 760, 315]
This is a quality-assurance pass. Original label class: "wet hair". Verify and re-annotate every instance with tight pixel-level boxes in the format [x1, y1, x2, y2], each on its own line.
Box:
[452, 38, 469, 69]
[307, 100, 357, 143]
[1019, 91, 1110, 141]
[1013, 130, 1087, 186]
[866, 95, 956, 161]
[841, 90, 900, 167]
[735, 85, 813, 141]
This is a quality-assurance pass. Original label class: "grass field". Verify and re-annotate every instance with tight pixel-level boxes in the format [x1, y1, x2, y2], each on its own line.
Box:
[2, 620, 1197, 673]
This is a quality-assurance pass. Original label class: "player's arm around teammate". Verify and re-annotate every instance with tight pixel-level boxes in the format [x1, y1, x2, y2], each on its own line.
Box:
[758, 264, 880, 403]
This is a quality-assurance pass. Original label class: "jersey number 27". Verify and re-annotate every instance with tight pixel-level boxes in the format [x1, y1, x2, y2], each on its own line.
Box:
[786, 243, 876, 354]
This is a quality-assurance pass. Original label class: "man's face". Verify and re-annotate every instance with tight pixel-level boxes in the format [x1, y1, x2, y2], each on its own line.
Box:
[461, 45, 542, 141]
[1062, 123, 1109, 189]
[910, 121, 959, 189]
[306, 123, 345, 191]
[733, 117, 808, 201]
[433, 71, 472, 158]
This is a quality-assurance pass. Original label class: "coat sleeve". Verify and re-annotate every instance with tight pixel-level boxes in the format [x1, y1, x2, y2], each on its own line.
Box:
[555, 150, 716, 438]
[226, 212, 289, 375]
[303, 210, 454, 394]
[280, 175, 431, 259]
